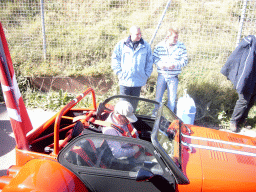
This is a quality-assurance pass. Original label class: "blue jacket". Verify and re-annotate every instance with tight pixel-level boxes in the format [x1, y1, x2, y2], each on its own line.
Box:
[112, 37, 153, 87]
[221, 35, 256, 94]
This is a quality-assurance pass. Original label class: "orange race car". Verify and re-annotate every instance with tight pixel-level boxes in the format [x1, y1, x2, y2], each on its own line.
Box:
[0, 22, 256, 192]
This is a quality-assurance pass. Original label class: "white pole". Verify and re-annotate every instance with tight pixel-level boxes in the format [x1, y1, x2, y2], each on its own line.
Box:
[236, 0, 248, 47]
[149, 0, 172, 45]
[40, 0, 47, 60]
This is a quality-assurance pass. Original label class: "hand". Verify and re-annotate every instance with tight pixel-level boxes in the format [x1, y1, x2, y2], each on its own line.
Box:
[133, 146, 140, 153]
[168, 65, 175, 70]
[161, 65, 175, 70]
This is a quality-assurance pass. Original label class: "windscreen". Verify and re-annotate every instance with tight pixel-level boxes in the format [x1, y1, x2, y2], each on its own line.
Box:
[154, 105, 181, 167]
[151, 105, 190, 184]
[103, 95, 160, 118]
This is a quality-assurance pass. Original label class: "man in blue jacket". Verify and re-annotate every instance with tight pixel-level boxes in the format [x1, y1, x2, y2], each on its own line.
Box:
[112, 26, 153, 109]
[221, 35, 256, 132]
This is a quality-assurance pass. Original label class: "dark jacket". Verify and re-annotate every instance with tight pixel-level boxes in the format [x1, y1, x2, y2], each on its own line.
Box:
[221, 35, 256, 94]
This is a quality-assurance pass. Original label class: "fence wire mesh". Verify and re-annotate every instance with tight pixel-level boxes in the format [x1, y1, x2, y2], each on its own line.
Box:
[0, 0, 256, 77]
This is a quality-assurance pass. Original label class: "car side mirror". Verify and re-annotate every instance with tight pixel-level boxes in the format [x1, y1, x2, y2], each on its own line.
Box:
[136, 168, 154, 182]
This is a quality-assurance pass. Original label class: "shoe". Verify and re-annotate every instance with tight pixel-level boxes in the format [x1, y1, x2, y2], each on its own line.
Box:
[243, 121, 252, 129]
[244, 125, 252, 129]
[230, 122, 238, 132]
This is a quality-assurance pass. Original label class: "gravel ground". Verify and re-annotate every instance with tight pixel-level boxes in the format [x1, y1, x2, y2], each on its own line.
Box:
[195, 122, 256, 137]
[0, 104, 256, 177]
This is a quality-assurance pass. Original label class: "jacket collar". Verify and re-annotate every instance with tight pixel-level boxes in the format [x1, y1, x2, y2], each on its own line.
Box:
[124, 36, 144, 49]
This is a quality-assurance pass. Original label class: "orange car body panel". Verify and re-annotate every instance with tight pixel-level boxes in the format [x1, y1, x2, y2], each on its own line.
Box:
[178, 139, 203, 192]
[2, 159, 88, 192]
[178, 124, 256, 192]
[15, 147, 57, 167]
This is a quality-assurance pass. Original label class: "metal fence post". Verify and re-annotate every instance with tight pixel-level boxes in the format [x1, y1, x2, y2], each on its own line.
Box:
[149, 0, 172, 45]
[236, 0, 248, 46]
[40, 0, 47, 60]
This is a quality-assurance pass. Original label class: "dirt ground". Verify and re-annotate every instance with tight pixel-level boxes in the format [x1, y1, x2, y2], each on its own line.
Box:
[194, 121, 256, 137]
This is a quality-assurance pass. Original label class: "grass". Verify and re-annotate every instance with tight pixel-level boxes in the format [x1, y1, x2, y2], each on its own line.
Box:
[1, 0, 256, 129]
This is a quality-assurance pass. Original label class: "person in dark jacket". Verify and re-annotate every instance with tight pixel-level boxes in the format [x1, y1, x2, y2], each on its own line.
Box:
[221, 35, 256, 132]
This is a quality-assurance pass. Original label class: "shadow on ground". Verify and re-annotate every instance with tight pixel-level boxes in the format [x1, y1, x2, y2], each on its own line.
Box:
[0, 120, 15, 157]
[0, 170, 7, 177]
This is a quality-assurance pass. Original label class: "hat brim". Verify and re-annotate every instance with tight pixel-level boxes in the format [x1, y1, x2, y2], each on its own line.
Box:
[126, 114, 138, 123]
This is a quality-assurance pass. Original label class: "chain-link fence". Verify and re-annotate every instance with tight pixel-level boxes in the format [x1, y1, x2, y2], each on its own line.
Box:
[0, 0, 256, 77]
[1, 0, 256, 125]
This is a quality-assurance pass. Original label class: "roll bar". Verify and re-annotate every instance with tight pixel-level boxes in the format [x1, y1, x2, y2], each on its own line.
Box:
[53, 87, 96, 155]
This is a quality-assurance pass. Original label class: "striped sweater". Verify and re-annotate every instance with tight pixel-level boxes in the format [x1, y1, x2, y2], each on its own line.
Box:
[153, 40, 188, 76]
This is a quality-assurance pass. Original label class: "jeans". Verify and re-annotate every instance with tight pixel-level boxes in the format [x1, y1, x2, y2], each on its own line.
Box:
[155, 73, 178, 112]
[119, 85, 141, 111]
[231, 88, 256, 125]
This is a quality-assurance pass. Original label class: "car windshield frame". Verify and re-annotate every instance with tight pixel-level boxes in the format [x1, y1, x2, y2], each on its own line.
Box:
[98, 95, 189, 184]
[101, 95, 160, 118]
[151, 103, 189, 184]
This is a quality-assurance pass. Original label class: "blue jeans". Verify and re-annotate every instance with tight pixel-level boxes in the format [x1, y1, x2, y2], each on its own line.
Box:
[119, 85, 141, 111]
[155, 73, 178, 112]
[119, 85, 141, 97]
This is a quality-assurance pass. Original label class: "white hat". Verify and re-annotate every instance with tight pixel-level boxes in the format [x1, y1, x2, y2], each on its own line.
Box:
[114, 100, 138, 123]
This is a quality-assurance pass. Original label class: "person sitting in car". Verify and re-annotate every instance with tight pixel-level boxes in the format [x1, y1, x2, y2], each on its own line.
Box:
[102, 100, 140, 159]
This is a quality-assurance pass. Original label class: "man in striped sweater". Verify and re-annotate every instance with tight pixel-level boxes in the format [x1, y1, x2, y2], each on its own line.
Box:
[153, 27, 188, 112]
